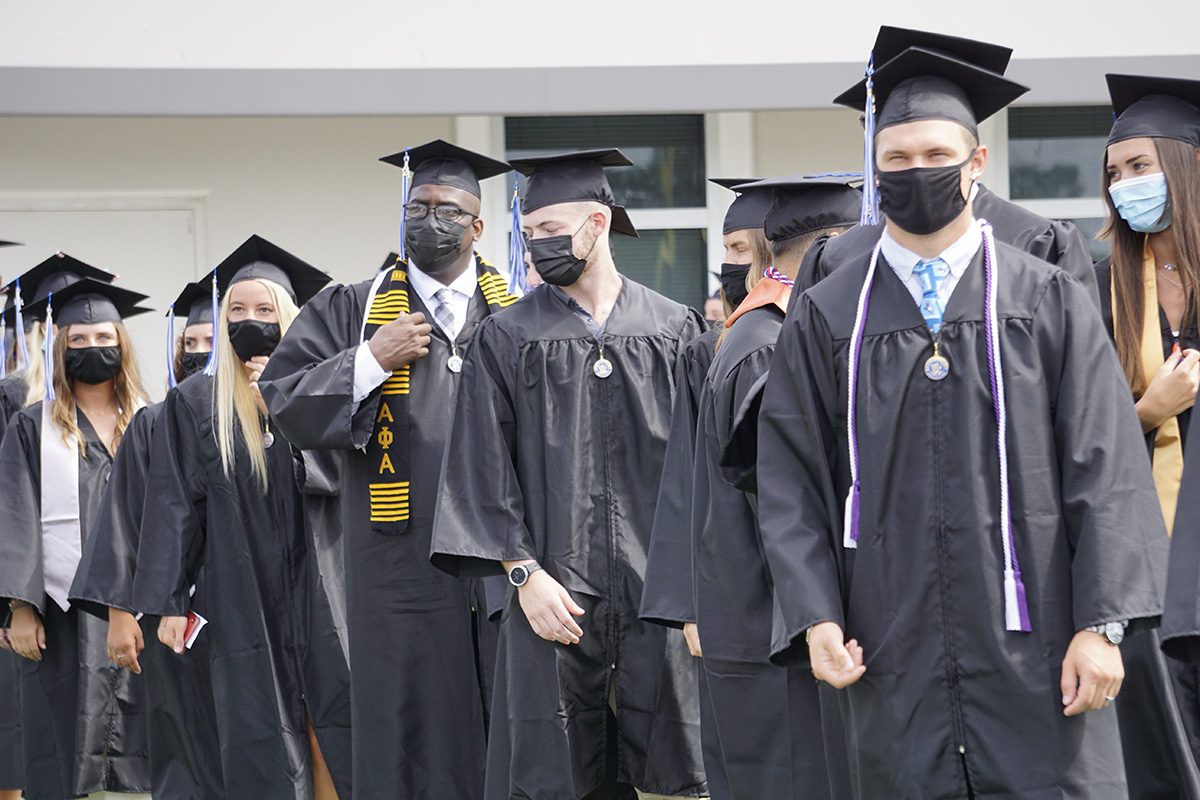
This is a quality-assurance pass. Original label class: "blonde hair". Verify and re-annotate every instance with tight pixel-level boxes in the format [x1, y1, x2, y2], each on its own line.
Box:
[214, 279, 299, 489]
[21, 321, 47, 407]
[50, 323, 147, 456]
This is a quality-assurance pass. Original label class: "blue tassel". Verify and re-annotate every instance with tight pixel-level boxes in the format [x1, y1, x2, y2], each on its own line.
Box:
[202, 271, 219, 377]
[507, 181, 529, 296]
[14, 278, 29, 371]
[861, 53, 881, 226]
[166, 303, 178, 389]
[397, 151, 412, 263]
[43, 293, 55, 402]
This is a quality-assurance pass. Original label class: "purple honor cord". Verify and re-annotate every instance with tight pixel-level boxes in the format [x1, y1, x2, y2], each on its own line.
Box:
[764, 266, 794, 287]
[843, 220, 1031, 633]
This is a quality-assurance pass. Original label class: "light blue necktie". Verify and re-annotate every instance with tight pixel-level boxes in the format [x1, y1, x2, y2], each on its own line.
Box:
[914, 258, 949, 334]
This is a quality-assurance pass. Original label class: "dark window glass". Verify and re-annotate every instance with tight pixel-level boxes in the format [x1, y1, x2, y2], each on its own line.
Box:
[611, 228, 708, 308]
[1009, 106, 1112, 200]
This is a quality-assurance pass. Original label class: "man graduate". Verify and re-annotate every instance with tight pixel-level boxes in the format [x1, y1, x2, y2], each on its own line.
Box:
[430, 149, 708, 800]
[756, 39, 1167, 799]
[260, 140, 515, 800]
[689, 175, 859, 800]
[799, 27, 1098, 306]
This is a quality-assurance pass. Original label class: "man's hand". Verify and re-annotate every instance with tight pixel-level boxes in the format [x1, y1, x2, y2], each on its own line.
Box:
[9, 605, 45, 662]
[368, 313, 433, 372]
[683, 623, 702, 658]
[158, 615, 189, 655]
[1062, 630, 1124, 717]
[517, 571, 585, 645]
[807, 621, 866, 688]
[107, 608, 144, 674]
[245, 356, 270, 416]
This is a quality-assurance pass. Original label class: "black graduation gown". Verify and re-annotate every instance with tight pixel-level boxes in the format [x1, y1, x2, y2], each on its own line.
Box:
[757, 241, 1168, 800]
[131, 375, 352, 800]
[1163, 404, 1200, 761]
[692, 302, 844, 800]
[430, 279, 708, 800]
[1094, 259, 1200, 798]
[797, 185, 1100, 306]
[0, 375, 25, 790]
[258, 275, 497, 800]
[68, 402, 226, 800]
[638, 326, 718, 629]
[0, 403, 150, 800]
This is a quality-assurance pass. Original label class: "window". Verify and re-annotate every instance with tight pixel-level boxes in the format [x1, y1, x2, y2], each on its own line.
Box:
[1009, 106, 1113, 261]
[506, 115, 708, 307]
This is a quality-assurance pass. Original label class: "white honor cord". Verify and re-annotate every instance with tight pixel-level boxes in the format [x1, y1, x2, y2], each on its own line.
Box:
[843, 238, 885, 550]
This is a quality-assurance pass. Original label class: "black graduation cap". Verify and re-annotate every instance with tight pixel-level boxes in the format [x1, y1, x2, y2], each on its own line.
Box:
[170, 281, 215, 327]
[380, 139, 511, 199]
[380, 252, 400, 272]
[710, 177, 773, 234]
[213, 235, 331, 306]
[510, 148, 639, 238]
[834, 47, 1028, 134]
[1107, 74, 1200, 147]
[867, 26, 1012, 76]
[0, 241, 21, 248]
[734, 174, 863, 243]
[25, 277, 151, 326]
[1, 252, 117, 308]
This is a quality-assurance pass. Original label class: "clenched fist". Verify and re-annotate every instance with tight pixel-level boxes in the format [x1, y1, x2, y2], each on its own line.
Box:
[368, 312, 434, 372]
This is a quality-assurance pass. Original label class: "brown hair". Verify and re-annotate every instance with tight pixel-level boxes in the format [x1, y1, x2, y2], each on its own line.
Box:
[1102, 138, 1200, 396]
[50, 323, 147, 455]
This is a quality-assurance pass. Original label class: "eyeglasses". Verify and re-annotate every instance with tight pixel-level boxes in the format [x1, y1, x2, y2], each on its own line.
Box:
[404, 202, 479, 223]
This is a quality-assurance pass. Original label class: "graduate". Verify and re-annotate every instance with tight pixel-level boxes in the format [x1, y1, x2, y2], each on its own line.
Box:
[131, 237, 350, 800]
[800, 27, 1098, 305]
[1099, 75, 1200, 794]
[260, 141, 516, 800]
[640, 177, 773, 649]
[689, 175, 859, 800]
[68, 280, 223, 799]
[430, 148, 708, 800]
[755, 37, 1168, 799]
[0, 277, 152, 800]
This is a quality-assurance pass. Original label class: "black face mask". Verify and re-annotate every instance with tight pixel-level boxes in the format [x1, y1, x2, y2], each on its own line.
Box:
[65, 346, 122, 385]
[877, 151, 975, 236]
[529, 220, 597, 287]
[719, 263, 751, 309]
[227, 320, 281, 361]
[179, 350, 211, 380]
[405, 215, 470, 275]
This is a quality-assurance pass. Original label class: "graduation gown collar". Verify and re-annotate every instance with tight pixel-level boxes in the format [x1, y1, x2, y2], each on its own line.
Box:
[725, 274, 791, 328]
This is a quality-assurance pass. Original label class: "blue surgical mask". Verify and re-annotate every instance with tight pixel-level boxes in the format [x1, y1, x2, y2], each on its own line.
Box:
[1109, 172, 1172, 234]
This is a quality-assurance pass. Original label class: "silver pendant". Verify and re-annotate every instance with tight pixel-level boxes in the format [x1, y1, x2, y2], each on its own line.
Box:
[263, 430, 275, 448]
[924, 354, 950, 381]
[447, 354, 464, 374]
[593, 358, 613, 379]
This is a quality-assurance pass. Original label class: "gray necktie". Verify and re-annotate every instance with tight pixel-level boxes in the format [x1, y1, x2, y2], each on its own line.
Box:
[433, 288, 456, 336]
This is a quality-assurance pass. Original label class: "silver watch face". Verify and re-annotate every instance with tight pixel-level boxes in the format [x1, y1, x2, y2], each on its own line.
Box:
[509, 566, 529, 587]
[1105, 622, 1125, 645]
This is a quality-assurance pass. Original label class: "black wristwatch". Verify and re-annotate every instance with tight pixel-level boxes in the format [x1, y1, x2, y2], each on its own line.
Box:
[508, 562, 543, 588]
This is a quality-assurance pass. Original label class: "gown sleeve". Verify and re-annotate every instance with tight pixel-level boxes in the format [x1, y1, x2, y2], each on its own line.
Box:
[430, 317, 535, 578]
[69, 405, 155, 617]
[639, 345, 705, 628]
[1037, 272, 1168, 630]
[260, 284, 379, 451]
[0, 411, 45, 613]
[718, 347, 775, 495]
[755, 295, 848, 668]
[131, 390, 208, 617]
[1018, 219, 1101, 310]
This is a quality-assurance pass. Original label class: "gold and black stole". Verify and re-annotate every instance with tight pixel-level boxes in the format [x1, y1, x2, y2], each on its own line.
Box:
[363, 254, 518, 534]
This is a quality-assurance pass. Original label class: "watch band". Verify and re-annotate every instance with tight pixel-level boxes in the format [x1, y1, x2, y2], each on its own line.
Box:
[509, 562, 543, 587]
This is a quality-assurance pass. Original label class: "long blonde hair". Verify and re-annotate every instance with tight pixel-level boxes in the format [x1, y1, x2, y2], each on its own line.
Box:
[21, 321, 47, 407]
[50, 323, 147, 456]
[214, 279, 299, 489]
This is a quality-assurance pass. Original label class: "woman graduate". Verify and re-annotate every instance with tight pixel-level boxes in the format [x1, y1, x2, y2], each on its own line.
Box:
[0, 277, 152, 800]
[131, 236, 351, 800]
[69, 280, 222, 799]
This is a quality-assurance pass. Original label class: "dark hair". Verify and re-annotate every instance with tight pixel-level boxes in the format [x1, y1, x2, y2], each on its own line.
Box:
[771, 225, 855, 276]
[172, 333, 188, 385]
[1102, 138, 1200, 395]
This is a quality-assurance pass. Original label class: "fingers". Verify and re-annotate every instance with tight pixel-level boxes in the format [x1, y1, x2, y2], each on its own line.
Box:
[1064, 669, 1096, 717]
[1060, 655, 1078, 710]
[813, 638, 863, 688]
[405, 312, 427, 325]
[173, 623, 186, 654]
[126, 650, 142, 674]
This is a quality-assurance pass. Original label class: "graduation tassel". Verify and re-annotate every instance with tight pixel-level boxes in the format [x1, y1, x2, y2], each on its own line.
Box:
[202, 271, 219, 378]
[860, 54, 881, 226]
[842, 238, 884, 549]
[397, 150, 412, 263]
[43, 293, 56, 402]
[14, 278, 29, 372]
[507, 181, 529, 296]
[981, 221, 1031, 633]
[166, 302, 178, 390]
